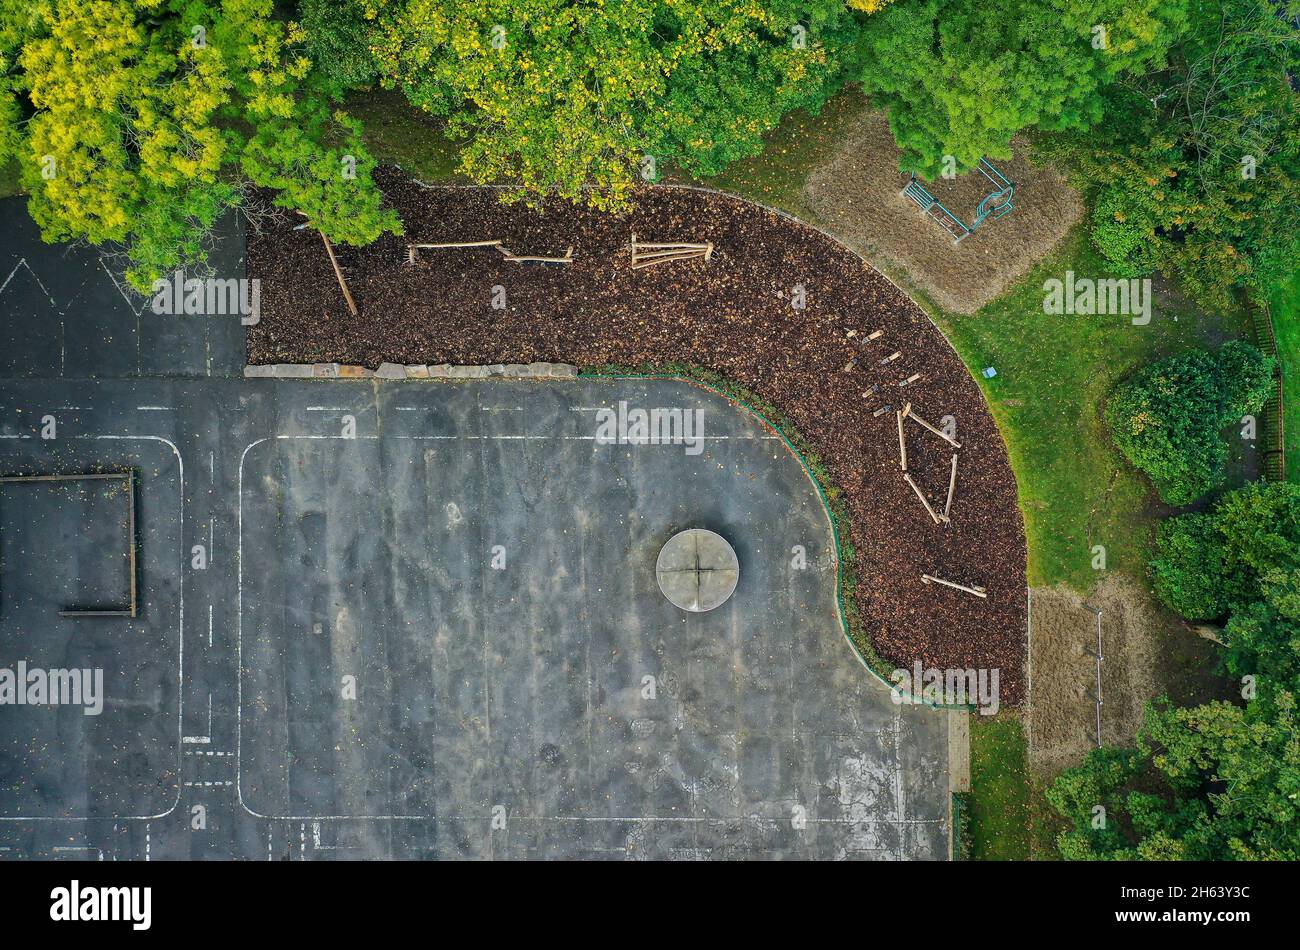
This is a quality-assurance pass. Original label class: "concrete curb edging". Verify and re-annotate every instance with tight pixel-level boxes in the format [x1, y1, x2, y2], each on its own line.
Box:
[244, 361, 580, 380]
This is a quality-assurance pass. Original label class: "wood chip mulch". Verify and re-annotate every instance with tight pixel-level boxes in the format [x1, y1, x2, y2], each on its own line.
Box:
[247, 168, 1028, 703]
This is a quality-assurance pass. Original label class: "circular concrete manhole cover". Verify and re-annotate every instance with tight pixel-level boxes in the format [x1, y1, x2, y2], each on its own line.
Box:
[656, 529, 739, 612]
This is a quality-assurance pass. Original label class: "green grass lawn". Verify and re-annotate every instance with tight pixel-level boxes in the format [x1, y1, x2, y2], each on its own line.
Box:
[692, 88, 869, 214]
[343, 87, 464, 183]
[934, 235, 1252, 590]
[1265, 269, 1300, 480]
[968, 715, 1032, 859]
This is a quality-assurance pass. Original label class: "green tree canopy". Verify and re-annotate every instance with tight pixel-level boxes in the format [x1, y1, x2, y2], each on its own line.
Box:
[856, 0, 1190, 177]
[1037, 0, 1300, 308]
[363, 0, 861, 208]
[1151, 481, 1300, 620]
[2, 0, 400, 289]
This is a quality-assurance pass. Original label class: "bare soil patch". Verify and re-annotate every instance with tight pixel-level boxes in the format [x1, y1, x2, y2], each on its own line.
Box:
[802, 111, 1083, 314]
[1027, 574, 1225, 774]
[247, 170, 1029, 701]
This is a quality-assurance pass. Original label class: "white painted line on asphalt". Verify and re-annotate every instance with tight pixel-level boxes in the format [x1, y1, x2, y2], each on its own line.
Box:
[0, 259, 26, 295]
[1, 434, 186, 823]
[237, 435, 424, 821]
[99, 258, 149, 316]
[53, 846, 104, 861]
[1, 263, 62, 381]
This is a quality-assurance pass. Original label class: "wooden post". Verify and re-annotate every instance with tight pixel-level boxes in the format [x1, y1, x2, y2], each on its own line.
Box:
[905, 406, 961, 448]
[897, 410, 908, 471]
[408, 240, 504, 264]
[320, 231, 358, 317]
[943, 454, 958, 520]
[419, 240, 503, 249]
[903, 472, 947, 524]
[921, 574, 987, 598]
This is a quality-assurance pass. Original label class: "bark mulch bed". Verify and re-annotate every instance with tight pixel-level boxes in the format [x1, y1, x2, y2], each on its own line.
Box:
[247, 168, 1029, 703]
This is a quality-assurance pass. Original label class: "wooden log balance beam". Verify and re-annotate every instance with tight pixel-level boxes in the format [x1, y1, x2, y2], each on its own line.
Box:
[297, 211, 359, 316]
[408, 240, 503, 264]
[498, 244, 573, 265]
[406, 241, 574, 266]
[921, 574, 987, 598]
[320, 231, 358, 316]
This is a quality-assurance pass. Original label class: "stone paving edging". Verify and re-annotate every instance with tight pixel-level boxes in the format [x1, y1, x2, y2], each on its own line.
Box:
[244, 361, 580, 380]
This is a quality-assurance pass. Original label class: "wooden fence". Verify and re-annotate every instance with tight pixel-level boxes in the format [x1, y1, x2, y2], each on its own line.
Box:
[1252, 302, 1286, 483]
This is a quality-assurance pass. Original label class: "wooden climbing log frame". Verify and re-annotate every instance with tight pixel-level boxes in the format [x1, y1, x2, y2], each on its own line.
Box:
[630, 234, 714, 269]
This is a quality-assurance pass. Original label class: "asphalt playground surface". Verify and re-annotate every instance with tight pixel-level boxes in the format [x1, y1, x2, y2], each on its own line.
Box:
[0, 198, 950, 859]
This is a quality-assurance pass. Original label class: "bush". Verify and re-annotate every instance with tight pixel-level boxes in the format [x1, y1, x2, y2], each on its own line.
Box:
[1105, 343, 1275, 505]
[1090, 189, 1157, 278]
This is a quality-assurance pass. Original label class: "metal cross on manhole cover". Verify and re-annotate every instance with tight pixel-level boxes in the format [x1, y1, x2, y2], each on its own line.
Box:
[655, 528, 739, 612]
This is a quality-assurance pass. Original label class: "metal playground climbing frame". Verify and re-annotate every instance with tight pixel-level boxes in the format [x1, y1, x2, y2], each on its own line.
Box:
[902, 159, 1015, 244]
